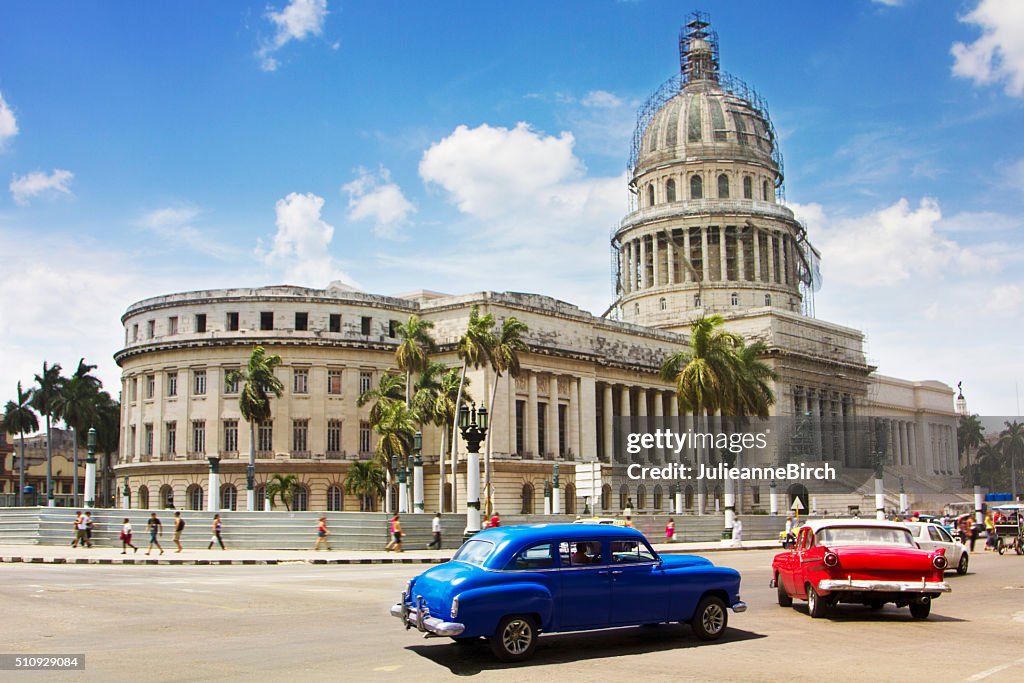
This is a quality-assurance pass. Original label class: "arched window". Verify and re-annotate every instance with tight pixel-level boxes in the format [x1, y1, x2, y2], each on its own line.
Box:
[718, 174, 730, 198]
[659, 297, 667, 311]
[637, 484, 647, 510]
[187, 484, 203, 511]
[221, 484, 237, 511]
[685, 485, 694, 510]
[255, 484, 267, 510]
[731, 292, 739, 306]
[765, 294, 772, 306]
[743, 176, 753, 199]
[159, 484, 174, 509]
[619, 484, 629, 512]
[634, 303, 640, 316]
[666, 178, 676, 202]
[564, 483, 576, 514]
[647, 184, 655, 207]
[601, 484, 612, 513]
[138, 485, 149, 510]
[694, 294, 701, 307]
[762, 180, 770, 201]
[521, 483, 535, 514]
[653, 485, 663, 511]
[690, 175, 703, 199]
[327, 485, 344, 511]
[292, 484, 309, 512]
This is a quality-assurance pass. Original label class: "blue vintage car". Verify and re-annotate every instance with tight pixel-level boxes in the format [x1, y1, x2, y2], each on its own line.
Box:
[390, 523, 746, 661]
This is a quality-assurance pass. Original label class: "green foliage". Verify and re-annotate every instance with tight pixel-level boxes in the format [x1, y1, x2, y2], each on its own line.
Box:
[264, 473, 299, 511]
[344, 460, 385, 511]
[231, 346, 284, 426]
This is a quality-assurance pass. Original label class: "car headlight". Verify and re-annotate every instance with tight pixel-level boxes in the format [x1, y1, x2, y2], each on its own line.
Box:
[933, 555, 947, 570]
[823, 552, 839, 568]
[450, 595, 460, 619]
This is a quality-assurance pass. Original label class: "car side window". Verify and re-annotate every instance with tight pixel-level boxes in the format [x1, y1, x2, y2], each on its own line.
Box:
[560, 540, 604, 566]
[506, 543, 556, 571]
[610, 539, 656, 564]
[936, 527, 954, 543]
[928, 526, 947, 543]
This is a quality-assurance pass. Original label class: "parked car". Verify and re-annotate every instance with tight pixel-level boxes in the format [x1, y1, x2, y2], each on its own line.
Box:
[902, 521, 970, 575]
[391, 523, 746, 661]
[771, 519, 951, 619]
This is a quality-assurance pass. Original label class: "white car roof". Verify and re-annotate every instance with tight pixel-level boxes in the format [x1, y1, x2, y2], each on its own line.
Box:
[798, 518, 909, 533]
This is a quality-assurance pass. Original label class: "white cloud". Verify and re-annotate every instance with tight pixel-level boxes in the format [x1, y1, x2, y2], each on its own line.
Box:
[872, 0, 904, 6]
[952, 0, 1024, 96]
[139, 206, 238, 259]
[0, 92, 17, 148]
[259, 191, 357, 288]
[581, 90, 624, 108]
[10, 169, 74, 205]
[257, 0, 329, 71]
[342, 167, 415, 239]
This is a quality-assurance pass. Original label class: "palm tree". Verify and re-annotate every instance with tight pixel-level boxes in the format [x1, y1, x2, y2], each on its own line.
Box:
[264, 473, 299, 511]
[483, 316, 529, 515]
[228, 346, 284, 511]
[958, 414, 984, 485]
[344, 460, 385, 511]
[998, 420, 1024, 501]
[31, 362, 64, 506]
[93, 391, 121, 507]
[358, 370, 407, 513]
[3, 383, 39, 506]
[418, 366, 470, 512]
[449, 305, 494, 513]
[374, 401, 417, 511]
[976, 441, 1001, 491]
[728, 339, 777, 420]
[395, 315, 436, 407]
[53, 359, 101, 506]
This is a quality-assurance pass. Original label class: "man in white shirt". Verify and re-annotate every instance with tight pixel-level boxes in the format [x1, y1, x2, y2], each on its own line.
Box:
[428, 512, 442, 549]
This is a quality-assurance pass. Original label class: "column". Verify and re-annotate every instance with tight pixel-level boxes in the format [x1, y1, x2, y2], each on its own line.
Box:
[527, 373, 538, 458]
[701, 228, 710, 281]
[718, 226, 727, 282]
[753, 230, 761, 281]
[907, 422, 916, 469]
[625, 241, 634, 294]
[667, 232, 676, 285]
[767, 232, 776, 283]
[602, 383, 614, 463]
[652, 232, 661, 287]
[619, 386, 631, 463]
[207, 457, 220, 512]
[639, 236, 648, 289]
[548, 375, 559, 458]
[737, 229, 746, 281]
[652, 391, 664, 463]
[569, 378, 580, 459]
[683, 229, 692, 282]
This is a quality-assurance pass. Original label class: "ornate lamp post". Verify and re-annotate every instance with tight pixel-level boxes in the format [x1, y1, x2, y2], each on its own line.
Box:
[552, 463, 561, 515]
[393, 455, 408, 514]
[413, 431, 424, 513]
[898, 475, 908, 516]
[84, 427, 97, 509]
[208, 453, 220, 512]
[122, 476, 130, 510]
[458, 402, 488, 538]
[871, 420, 889, 520]
[543, 480, 552, 515]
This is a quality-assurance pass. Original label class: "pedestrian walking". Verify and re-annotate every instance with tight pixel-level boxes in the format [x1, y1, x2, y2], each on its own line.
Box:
[85, 511, 95, 544]
[314, 516, 331, 551]
[145, 512, 164, 555]
[119, 518, 138, 554]
[72, 511, 92, 548]
[733, 518, 743, 544]
[428, 512, 442, 549]
[172, 511, 185, 552]
[385, 513, 403, 552]
[208, 514, 225, 550]
[665, 517, 676, 543]
[490, 512, 501, 528]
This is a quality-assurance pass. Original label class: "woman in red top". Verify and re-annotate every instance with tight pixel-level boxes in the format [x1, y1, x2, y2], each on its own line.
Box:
[665, 517, 676, 542]
[314, 516, 331, 551]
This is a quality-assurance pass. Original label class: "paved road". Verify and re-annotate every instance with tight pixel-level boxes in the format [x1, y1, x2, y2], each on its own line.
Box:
[2, 548, 1023, 682]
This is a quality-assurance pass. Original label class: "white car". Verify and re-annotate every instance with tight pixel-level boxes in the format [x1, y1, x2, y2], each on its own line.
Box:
[902, 522, 970, 575]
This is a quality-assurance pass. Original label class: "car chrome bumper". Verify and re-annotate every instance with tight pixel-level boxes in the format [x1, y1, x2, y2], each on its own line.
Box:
[818, 578, 951, 594]
[731, 601, 748, 613]
[390, 594, 465, 637]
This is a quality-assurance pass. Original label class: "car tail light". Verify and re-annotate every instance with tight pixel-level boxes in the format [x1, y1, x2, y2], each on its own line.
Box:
[823, 552, 839, 568]
[450, 595, 460, 618]
[932, 555, 947, 570]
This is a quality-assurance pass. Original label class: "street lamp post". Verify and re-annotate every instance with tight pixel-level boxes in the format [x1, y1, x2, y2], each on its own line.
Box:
[393, 455, 408, 514]
[552, 463, 561, 515]
[413, 431, 424, 513]
[458, 403, 488, 539]
[898, 475, 908, 516]
[208, 454, 220, 512]
[871, 449, 886, 520]
[543, 480, 551, 515]
[84, 427, 97, 509]
[122, 476, 130, 510]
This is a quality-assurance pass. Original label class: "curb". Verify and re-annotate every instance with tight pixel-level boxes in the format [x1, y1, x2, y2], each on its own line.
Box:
[0, 556, 451, 566]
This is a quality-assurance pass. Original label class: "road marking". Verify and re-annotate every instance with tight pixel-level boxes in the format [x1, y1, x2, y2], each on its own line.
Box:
[965, 655, 1024, 682]
[373, 666, 401, 672]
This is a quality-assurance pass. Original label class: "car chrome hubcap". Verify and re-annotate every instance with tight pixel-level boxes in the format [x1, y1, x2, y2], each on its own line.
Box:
[502, 620, 532, 654]
[809, 590, 817, 611]
[702, 604, 725, 634]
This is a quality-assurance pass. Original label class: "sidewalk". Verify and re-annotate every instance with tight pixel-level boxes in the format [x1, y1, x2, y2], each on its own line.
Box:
[0, 539, 779, 566]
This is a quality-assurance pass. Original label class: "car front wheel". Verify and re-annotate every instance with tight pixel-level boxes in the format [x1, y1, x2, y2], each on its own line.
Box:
[807, 584, 828, 619]
[776, 575, 793, 607]
[957, 552, 969, 575]
[690, 595, 728, 640]
[490, 615, 539, 662]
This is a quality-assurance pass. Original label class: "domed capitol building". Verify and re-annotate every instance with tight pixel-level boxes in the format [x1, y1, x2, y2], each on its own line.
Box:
[114, 15, 963, 518]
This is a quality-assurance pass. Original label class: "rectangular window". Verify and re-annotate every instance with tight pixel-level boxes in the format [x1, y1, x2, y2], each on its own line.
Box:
[166, 421, 177, 455]
[295, 312, 308, 331]
[195, 313, 207, 333]
[293, 419, 309, 452]
[327, 419, 342, 453]
[191, 420, 206, 454]
[388, 320, 398, 338]
[359, 371, 372, 395]
[146, 320, 155, 338]
[515, 400, 525, 455]
[260, 311, 274, 330]
[359, 421, 371, 454]
[329, 313, 341, 333]
[132, 324, 139, 341]
[258, 421, 273, 452]
[166, 372, 178, 397]
[537, 402, 547, 456]
[558, 404, 567, 456]
[130, 377, 138, 402]
[145, 374, 155, 400]
[293, 368, 309, 394]
[193, 369, 207, 396]
[752, 485, 761, 505]
[168, 316, 178, 335]
[144, 423, 153, 456]
[129, 425, 136, 457]
[223, 368, 239, 394]
[226, 311, 239, 331]
[223, 419, 238, 452]
[360, 316, 371, 336]
[328, 368, 343, 395]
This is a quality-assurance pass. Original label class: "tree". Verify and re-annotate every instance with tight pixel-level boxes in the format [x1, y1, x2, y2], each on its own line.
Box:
[449, 305, 495, 513]
[358, 370, 407, 513]
[53, 358, 101, 507]
[728, 339, 777, 420]
[264, 473, 299, 511]
[373, 400, 417, 512]
[483, 316, 529, 515]
[998, 420, 1024, 501]
[958, 414, 985, 487]
[344, 460, 385, 511]
[975, 441, 1001, 492]
[31, 362, 64, 506]
[395, 315, 436, 407]
[228, 346, 284, 511]
[93, 391, 121, 507]
[416, 365, 470, 512]
[3, 382, 39, 506]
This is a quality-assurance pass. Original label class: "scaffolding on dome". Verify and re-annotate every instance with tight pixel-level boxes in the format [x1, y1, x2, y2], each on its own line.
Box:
[794, 222, 822, 318]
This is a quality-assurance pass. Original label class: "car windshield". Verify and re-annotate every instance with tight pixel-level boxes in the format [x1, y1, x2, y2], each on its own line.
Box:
[452, 539, 494, 566]
[816, 526, 914, 547]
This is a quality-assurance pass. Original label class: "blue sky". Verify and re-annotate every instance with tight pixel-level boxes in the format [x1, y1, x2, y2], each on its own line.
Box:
[1, 0, 1022, 417]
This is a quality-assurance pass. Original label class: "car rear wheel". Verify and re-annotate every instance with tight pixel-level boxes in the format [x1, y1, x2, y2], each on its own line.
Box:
[690, 595, 728, 641]
[806, 584, 827, 619]
[490, 615, 539, 662]
[957, 553, 969, 575]
[776, 575, 793, 607]
[909, 598, 931, 619]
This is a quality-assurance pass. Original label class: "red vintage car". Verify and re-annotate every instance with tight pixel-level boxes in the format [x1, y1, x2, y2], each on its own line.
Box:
[770, 519, 951, 619]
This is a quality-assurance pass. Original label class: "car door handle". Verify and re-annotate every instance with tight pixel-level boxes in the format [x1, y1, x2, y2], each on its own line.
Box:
[598, 570, 610, 575]
[611, 570, 623, 575]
